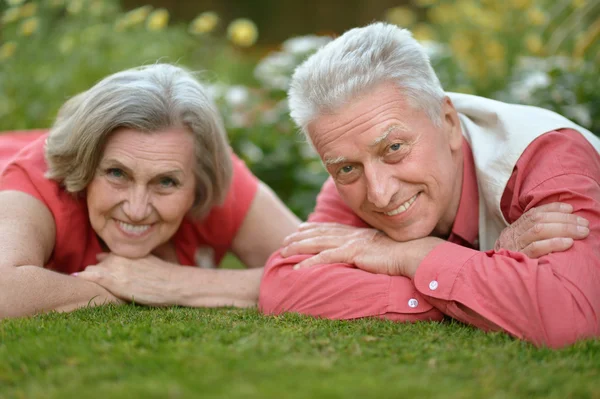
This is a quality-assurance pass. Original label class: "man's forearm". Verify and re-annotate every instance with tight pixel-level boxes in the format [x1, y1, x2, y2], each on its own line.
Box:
[0, 265, 121, 319]
[167, 266, 263, 308]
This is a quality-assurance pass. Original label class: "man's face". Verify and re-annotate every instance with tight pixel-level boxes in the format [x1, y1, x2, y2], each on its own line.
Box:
[309, 84, 464, 241]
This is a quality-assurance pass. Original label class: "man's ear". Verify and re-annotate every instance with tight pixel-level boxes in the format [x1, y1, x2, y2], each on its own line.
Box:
[442, 96, 462, 152]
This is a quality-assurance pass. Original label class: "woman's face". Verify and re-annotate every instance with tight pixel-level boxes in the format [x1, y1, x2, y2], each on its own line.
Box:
[86, 126, 197, 259]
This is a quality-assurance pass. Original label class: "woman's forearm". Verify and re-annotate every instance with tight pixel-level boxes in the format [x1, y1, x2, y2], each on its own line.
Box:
[166, 266, 263, 308]
[0, 265, 122, 319]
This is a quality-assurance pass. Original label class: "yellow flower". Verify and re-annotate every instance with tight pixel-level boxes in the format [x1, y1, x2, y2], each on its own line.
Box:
[19, 17, 39, 36]
[525, 34, 544, 55]
[2, 7, 21, 24]
[427, 4, 456, 24]
[146, 8, 169, 31]
[527, 8, 548, 26]
[19, 2, 37, 17]
[126, 5, 153, 25]
[412, 23, 436, 41]
[0, 41, 17, 61]
[449, 32, 473, 57]
[227, 18, 258, 47]
[67, 0, 84, 15]
[484, 40, 505, 61]
[189, 11, 220, 35]
[464, 57, 487, 81]
[385, 6, 417, 27]
[6, 0, 26, 6]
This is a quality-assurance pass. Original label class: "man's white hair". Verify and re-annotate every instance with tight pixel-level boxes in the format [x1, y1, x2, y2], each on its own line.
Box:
[288, 22, 446, 137]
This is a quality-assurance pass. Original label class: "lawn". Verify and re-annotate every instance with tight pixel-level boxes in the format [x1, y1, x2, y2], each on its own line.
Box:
[1, 304, 598, 399]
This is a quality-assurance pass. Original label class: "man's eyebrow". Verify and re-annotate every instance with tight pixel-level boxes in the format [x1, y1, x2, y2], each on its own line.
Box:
[370, 124, 408, 147]
[324, 156, 347, 166]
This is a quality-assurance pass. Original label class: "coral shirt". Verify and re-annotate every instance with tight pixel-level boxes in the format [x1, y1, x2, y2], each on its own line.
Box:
[259, 129, 600, 348]
[0, 131, 258, 274]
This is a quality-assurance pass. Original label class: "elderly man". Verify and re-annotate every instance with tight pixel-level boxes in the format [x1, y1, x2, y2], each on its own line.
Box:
[259, 23, 600, 348]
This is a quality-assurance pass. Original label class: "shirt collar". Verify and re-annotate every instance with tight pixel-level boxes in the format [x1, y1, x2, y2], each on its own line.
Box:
[449, 138, 479, 248]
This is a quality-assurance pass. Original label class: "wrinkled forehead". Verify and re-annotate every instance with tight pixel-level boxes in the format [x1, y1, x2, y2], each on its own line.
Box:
[307, 85, 424, 155]
[101, 127, 196, 169]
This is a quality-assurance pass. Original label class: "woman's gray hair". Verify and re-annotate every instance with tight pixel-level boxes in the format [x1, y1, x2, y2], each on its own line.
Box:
[288, 22, 446, 137]
[45, 63, 232, 219]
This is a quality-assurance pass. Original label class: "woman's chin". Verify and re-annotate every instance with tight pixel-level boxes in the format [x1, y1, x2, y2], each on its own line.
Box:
[104, 243, 153, 259]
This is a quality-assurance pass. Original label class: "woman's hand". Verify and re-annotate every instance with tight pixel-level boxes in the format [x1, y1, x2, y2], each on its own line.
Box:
[73, 253, 177, 306]
[495, 202, 590, 258]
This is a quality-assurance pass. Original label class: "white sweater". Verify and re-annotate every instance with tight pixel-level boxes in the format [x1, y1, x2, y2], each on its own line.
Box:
[448, 93, 600, 250]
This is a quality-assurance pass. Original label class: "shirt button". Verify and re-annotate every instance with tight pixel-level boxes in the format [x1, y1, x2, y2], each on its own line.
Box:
[429, 280, 439, 291]
[408, 298, 419, 308]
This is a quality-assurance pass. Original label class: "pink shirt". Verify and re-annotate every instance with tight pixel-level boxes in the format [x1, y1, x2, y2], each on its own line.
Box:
[0, 131, 258, 274]
[259, 128, 600, 348]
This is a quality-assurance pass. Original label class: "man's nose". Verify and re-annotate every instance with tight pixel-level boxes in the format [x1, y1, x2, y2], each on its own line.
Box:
[365, 163, 394, 209]
[122, 185, 152, 222]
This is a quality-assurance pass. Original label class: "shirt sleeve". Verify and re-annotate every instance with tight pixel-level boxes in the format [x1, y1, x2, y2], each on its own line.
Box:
[259, 177, 444, 322]
[413, 130, 600, 348]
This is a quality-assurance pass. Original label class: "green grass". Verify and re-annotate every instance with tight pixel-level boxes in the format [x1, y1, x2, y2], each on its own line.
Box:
[0, 306, 598, 399]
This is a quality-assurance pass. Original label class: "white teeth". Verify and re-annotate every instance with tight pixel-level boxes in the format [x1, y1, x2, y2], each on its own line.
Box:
[385, 194, 418, 216]
[118, 221, 150, 235]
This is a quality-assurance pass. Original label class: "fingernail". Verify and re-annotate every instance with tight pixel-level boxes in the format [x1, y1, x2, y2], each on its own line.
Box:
[577, 225, 589, 234]
[71, 272, 79, 277]
[561, 238, 573, 245]
[577, 217, 589, 226]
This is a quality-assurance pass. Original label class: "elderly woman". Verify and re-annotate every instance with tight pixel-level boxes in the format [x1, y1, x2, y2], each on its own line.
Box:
[0, 64, 299, 319]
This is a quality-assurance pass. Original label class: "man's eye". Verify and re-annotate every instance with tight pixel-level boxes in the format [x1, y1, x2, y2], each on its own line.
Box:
[340, 165, 354, 174]
[389, 143, 402, 152]
[159, 177, 178, 188]
[107, 168, 125, 178]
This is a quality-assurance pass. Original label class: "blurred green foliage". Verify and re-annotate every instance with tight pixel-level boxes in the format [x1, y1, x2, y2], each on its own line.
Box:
[1, 0, 598, 219]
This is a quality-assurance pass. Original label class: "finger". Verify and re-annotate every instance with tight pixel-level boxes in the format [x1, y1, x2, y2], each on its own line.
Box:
[96, 252, 110, 262]
[282, 236, 349, 257]
[283, 226, 358, 246]
[529, 202, 573, 214]
[523, 237, 574, 258]
[293, 248, 347, 269]
[524, 211, 589, 227]
[520, 222, 590, 245]
[296, 222, 348, 232]
[72, 268, 104, 283]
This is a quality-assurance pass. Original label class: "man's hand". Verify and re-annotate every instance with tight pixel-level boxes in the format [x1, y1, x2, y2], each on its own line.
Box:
[73, 253, 177, 306]
[281, 222, 442, 277]
[495, 202, 589, 258]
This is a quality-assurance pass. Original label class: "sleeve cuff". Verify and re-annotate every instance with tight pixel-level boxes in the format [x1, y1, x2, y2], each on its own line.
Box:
[413, 241, 480, 301]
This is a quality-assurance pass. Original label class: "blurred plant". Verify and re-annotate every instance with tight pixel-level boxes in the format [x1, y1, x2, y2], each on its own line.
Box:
[2, 0, 597, 220]
[381, 0, 599, 133]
